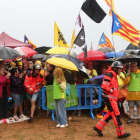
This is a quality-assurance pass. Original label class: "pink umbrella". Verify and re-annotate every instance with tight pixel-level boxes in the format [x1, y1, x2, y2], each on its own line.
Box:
[14, 47, 37, 57]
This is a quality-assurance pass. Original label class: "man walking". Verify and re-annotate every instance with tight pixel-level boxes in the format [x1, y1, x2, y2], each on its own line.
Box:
[93, 61, 130, 139]
[24, 63, 44, 123]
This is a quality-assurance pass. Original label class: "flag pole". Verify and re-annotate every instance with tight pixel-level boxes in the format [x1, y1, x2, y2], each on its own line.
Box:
[70, 9, 82, 54]
[109, 10, 116, 59]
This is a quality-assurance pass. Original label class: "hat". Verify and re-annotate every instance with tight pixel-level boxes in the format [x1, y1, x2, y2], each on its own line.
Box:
[0, 59, 4, 61]
[16, 58, 22, 61]
[88, 62, 93, 66]
[35, 60, 41, 65]
[10, 62, 16, 68]
[17, 61, 23, 66]
[29, 61, 33, 64]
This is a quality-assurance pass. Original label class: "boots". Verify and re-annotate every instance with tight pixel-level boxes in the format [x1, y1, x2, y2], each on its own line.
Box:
[127, 118, 134, 124]
[118, 133, 131, 139]
[93, 126, 103, 137]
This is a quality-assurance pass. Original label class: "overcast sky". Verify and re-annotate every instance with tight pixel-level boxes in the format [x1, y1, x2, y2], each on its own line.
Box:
[0, 0, 140, 53]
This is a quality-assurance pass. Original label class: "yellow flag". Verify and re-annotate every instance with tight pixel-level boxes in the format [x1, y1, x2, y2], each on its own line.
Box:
[54, 22, 70, 48]
[71, 29, 76, 48]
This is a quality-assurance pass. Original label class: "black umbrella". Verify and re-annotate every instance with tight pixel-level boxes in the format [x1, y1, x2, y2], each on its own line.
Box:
[115, 54, 140, 63]
[43, 54, 84, 69]
[120, 49, 140, 55]
[27, 54, 46, 62]
[0, 46, 21, 60]
[96, 58, 115, 62]
[126, 43, 140, 50]
[98, 47, 115, 53]
[35, 46, 52, 54]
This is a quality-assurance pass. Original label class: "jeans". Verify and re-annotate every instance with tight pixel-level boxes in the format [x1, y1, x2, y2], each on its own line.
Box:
[11, 92, 23, 106]
[0, 93, 8, 120]
[28, 92, 39, 102]
[55, 99, 67, 125]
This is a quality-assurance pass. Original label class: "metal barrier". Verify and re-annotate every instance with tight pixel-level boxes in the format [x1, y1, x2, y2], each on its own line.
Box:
[39, 84, 102, 121]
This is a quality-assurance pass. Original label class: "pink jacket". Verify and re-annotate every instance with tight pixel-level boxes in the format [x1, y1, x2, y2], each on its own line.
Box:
[0, 75, 10, 98]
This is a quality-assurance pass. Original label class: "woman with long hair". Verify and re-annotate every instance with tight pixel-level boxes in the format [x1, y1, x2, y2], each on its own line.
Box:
[53, 68, 68, 128]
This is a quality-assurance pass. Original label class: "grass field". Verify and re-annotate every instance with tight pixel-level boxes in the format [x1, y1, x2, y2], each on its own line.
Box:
[0, 110, 139, 140]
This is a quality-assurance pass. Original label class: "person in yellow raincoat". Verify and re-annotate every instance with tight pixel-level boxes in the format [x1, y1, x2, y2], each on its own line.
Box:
[124, 62, 140, 124]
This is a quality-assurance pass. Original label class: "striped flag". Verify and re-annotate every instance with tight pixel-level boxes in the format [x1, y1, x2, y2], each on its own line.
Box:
[112, 11, 140, 47]
[24, 35, 37, 49]
[104, 0, 115, 15]
[99, 33, 114, 49]
[104, 0, 115, 11]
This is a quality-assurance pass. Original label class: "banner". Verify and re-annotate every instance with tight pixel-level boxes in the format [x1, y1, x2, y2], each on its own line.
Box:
[47, 85, 78, 110]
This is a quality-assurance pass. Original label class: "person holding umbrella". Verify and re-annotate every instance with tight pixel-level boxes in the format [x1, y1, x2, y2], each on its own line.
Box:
[124, 62, 140, 124]
[93, 61, 131, 139]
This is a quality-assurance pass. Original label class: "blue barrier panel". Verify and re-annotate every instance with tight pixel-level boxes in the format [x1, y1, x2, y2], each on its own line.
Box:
[39, 84, 102, 121]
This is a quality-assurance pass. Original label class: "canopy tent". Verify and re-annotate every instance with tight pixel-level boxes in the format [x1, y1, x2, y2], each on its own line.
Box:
[0, 32, 33, 48]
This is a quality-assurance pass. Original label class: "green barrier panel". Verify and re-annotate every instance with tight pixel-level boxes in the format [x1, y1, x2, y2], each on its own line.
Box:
[47, 85, 78, 110]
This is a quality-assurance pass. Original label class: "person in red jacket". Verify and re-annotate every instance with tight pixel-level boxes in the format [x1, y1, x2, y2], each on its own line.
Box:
[24, 63, 44, 123]
[93, 61, 131, 139]
[0, 67, 10, 120]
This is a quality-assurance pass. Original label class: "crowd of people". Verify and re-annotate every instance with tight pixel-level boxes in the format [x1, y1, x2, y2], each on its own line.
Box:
[0, 58, 139, 139]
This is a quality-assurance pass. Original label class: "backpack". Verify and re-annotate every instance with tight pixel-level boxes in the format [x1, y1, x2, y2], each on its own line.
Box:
[65, 83, 71, 96]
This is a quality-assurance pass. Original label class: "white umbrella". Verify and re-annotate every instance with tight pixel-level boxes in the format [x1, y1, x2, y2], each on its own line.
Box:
[79, 66, 89, 78]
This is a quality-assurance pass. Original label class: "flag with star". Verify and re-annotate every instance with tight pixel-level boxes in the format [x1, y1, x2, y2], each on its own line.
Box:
[54, 22, 70, 48]
[74, 28, 86, 49]
[99, 33, 114, 49]
[24, 35, 37, 49]
[112, 11, 140, 47]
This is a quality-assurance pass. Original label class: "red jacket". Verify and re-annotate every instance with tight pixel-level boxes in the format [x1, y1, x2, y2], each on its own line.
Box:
[24, 72, 44, 94]
[0, 75, 10, 98]
[101, 67, 119, 99]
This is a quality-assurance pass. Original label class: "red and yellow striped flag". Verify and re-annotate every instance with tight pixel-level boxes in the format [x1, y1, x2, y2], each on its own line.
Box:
[99, 33, 114, 49]
[104, 0, 115, 15]
[112, 11, 140, 47]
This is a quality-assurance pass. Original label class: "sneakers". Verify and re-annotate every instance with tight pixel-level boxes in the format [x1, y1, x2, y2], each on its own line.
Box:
[56, 124, 61, 127]
[127, 118, 134, 124]
[19, 114, 27, 119]
[118, 133, 131, 139]
[59, 124, 68, 128]
[28, 117, 33, 123]
[138, 118, 140, 124]
[93, 126, 103, 137]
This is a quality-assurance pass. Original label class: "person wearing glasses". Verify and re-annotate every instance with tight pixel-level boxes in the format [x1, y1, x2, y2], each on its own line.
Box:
[124, 62, 140, 124]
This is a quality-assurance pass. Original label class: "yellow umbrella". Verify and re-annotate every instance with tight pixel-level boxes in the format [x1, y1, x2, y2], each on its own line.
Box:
[45, 47, 69, 54]
[47, 57, 78, 71]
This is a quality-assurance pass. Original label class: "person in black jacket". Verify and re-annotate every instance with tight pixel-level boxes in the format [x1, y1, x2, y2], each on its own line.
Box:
[45, 64, 55, 85]
[10, 67, 27, 121]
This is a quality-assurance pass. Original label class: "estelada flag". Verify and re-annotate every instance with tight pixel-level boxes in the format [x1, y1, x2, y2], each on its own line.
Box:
[54, 22, 70, 48]
[24, 35, 37, 49]
[99, 33, 114, 49]
[112, 11, 140, 47]
[104, 0, 115, 15]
